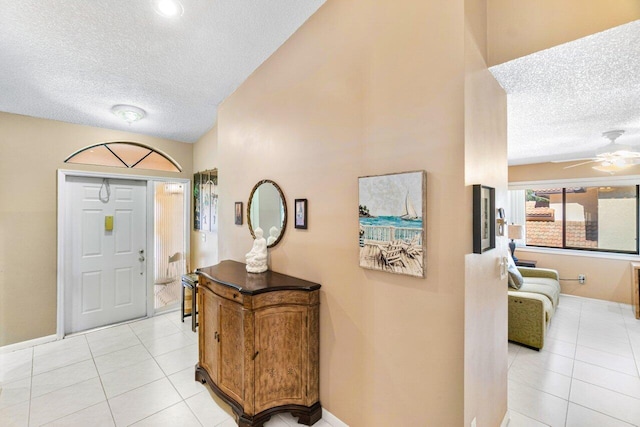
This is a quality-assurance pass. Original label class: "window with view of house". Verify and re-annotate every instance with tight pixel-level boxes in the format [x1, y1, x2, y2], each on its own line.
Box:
[509, 185, 639, 254]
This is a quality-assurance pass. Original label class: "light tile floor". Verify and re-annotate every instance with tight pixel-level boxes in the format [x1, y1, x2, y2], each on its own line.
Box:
[7, 294, 638, 426]
[509, 294, 640, 427]
[0, 312, 334, 427]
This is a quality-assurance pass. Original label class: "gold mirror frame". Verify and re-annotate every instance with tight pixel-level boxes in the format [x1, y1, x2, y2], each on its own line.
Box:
[247, 179, 287, 248]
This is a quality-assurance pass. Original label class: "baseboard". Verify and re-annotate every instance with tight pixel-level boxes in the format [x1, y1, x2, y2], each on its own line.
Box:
[501, 409, 510, 427]
[322, 408, 349, 427]
[0, 334, 57, 354]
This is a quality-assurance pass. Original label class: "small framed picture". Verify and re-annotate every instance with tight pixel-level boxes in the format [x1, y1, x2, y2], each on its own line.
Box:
[473, 184, 495, 253]
[294, 199, 308, 229]
[234, 202, 243, 225]
[496, 207, 506, 236]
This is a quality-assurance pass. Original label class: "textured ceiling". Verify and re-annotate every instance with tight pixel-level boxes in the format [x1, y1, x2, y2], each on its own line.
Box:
[0, 0, 325, 142]
[490, 20, 640, 166]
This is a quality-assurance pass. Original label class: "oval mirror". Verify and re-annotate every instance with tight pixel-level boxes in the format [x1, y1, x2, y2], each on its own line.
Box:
[247, 180, 287, 248]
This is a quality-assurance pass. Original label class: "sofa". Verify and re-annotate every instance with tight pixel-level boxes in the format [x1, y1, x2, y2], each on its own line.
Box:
[508, 265, 561, 350]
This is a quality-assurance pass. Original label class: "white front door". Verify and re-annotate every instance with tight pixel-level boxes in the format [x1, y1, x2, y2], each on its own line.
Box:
[65, 176, 147, 334]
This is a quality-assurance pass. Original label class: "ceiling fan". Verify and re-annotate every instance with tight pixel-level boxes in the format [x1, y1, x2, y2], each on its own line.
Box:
[556, 130, 640, 173]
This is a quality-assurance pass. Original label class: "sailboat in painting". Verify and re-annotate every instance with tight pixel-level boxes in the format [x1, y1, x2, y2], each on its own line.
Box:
[400, 192, 420, 221]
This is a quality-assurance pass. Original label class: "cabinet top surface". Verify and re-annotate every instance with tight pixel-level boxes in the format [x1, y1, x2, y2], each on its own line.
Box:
[196, 260, 321, 295]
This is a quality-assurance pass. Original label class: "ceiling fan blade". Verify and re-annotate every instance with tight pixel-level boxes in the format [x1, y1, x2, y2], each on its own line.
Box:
[551, 157, 594, 164]
[563, 159, 598, 169]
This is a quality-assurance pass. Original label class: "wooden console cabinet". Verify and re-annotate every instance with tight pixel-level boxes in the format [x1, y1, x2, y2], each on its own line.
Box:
[196, 260, 321, 427]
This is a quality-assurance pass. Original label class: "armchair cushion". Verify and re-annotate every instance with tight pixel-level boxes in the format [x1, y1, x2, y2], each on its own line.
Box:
[507, 255, 524, 289]
[518, 266, 560, 281]
[518, 279, 560, 314]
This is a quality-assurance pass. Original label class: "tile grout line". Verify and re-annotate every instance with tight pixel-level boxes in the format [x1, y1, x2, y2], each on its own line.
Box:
[27, 346, 34, 427]
[623, 304, 640, 379]
[569, 300, 640, 425]
[98, 318, 197, 425]
[562, 299, 582, 427]
[89, 326, 122, 427]
[183, 393, 207, 427]
[32, 335, 105, 426]
[568, 401, 635, 427]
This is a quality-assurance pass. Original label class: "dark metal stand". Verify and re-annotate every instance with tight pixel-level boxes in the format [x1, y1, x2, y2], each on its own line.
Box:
[181, 273, 198, 332]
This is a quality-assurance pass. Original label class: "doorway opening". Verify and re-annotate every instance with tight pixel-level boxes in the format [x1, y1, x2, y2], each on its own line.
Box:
[153, 181, 187, 312]
[57, 170, 190, 339]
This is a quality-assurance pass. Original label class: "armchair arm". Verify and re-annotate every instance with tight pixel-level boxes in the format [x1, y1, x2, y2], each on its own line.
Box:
[517, 267, 559, 281]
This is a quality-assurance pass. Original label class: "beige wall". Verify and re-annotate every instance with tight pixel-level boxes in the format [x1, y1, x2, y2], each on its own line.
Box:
[0, 112, 193, 346]
[487, 0, 640, 66]
[464, 0, 509, 425]
[510, 162, 639, 304]
[510, 161, 640, 182]
[517, 249, 635, 304]
[191, 124, 219, 270]
[214, 0, 506, 425]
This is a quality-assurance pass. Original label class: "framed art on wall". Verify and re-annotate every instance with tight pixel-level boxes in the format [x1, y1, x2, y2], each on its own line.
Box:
[295, 199, 307, 229]
[358, 170, 426, 278]
[235, 202, 243, 225]
[473, 184, 495, 253]
[193, 169, 218, 231]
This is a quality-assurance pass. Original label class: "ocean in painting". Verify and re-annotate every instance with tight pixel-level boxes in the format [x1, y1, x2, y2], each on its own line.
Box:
[359, 216, 422, 229]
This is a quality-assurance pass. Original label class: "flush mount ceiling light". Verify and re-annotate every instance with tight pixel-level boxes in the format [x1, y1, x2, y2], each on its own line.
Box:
[152, 0, 184, 18]
[111, 104, 146, 123]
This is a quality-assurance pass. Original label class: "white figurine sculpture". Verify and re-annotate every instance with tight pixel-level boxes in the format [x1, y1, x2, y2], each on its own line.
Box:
[266, 226, 279, 246]
[246, 227, 268, 273]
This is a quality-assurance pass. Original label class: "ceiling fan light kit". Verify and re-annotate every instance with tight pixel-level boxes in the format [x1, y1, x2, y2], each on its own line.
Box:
[562, 129, 640, 173]
[592, 162, 633, 173]
[595, 130, 639, 158]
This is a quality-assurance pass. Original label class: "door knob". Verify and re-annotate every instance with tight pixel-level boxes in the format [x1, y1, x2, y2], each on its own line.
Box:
[139, 249, 145, 262]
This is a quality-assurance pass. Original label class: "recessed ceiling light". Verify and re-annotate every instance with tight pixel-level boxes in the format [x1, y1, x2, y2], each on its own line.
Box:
[152, 0, 184, 18]
[111, 105, 146, 123]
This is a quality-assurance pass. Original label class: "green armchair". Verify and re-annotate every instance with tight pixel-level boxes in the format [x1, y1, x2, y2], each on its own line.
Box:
[508, 267, 560, 350]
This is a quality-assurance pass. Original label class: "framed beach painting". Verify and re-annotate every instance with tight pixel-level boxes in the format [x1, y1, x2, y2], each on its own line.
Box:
[472, 184, 495, 253]
[358, 170, 426, 278]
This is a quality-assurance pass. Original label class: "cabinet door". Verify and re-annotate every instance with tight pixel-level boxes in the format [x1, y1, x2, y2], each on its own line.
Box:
[218, 297, 245, 405]
[254, 306, 308, 413]
[199, 286, 219, 384]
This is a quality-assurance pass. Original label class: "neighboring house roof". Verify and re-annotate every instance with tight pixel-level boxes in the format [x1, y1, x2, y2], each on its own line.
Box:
[525, 200, 598, 248]
[526, 201, 555, 221]
[532, 187, 587, 195]
[525, 220, 598, 248]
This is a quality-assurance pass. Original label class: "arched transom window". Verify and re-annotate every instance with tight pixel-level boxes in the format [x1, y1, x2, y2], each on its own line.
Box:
[65, 141, 182, 172]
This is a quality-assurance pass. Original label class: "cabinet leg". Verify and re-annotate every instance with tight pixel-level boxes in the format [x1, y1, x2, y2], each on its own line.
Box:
[238, 415, 270, 427]
[181, 285, 185, 322]
[194, 367, 206, 384]
[292, 403, 323, 426]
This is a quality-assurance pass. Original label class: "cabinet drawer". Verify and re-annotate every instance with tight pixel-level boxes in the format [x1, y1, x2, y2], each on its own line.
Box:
[211, 281, 243, 304]
[253, 290, 317, 310]
[200, 277, 244, 304]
